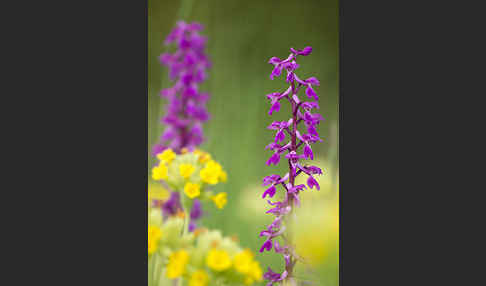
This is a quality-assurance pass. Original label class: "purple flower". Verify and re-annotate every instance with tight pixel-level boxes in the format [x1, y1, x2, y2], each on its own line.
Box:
[259, 46, 324, 284]
[262, 185, 277, 199]
[263, 267, 288, 286]
[266, 152, 281, 166]
[307, 176, 320, 190]
[188, 221, 197, 232]
[259, 239, 273, 252]
[268, 100, 281, 115]
[303, 144, 313, 160]
[162, 192, 182, 216]
[154, 21, 211, 154]
[290, 46, 312, 56]
[274, 129, 285, 143]
[190, 199, 203, 220]
[262, 175, 281, 186]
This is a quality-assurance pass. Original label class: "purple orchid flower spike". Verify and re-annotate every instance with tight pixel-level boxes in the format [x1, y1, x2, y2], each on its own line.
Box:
[154, 21, 211, 155]
[259, 46, 324, 285]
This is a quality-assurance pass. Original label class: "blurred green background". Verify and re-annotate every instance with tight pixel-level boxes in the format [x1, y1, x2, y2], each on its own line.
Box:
[149, 0, 339, 285]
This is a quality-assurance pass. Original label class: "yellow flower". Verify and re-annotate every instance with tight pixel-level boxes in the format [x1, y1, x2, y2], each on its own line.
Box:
[152, 164, 168, 181]
[148, 225, 162, 255]
[166, 249, 190, 279]
[219, 171, 227, 183]
[189, 270, 209, 286]
[194, 149, 211, 163]
[234, 249, 253, 274]
[181, 147, 189, 154]
[180, 163, 196, 179]
[199, 160, 223, 185]
[157, 148, 176, 164]
[211, 192, 227, 209]
[184, 182, 201, 199]
[206, 249, 232, 271]
[248, 261, 263, 282]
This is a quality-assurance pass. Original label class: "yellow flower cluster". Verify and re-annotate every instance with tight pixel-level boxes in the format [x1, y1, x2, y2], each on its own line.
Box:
[206, 248, 232, 271]
[148, 218, 263, 286]
[189, 270, 209, 286]
[233, 249, 263, 284]
[204, 248, 262, 284]
[152, 164, 168, 181]
[211, 192, 227, 209]
[151, 148, 228, 210]
[157, 148, 176, 164]
[194, 149, 212, 164]
[180, 163, 196, 178]
[148, 225, 162, 255]
[200, 160, 227, 185]
[166, 249, 190, 279]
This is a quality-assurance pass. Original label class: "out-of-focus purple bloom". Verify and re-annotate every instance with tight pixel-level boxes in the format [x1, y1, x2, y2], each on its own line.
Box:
[259, 46, 324, 284]
[162, 191, 182, 217]
[154, 21, 211, 154]
[188, 221, 197, 232]
[190, 199, 203, 220]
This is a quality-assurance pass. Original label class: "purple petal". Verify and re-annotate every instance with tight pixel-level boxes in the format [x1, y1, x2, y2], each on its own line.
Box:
[304, 144, 314, 160]
[306, 165, 323, 175]
[307, 176, 320, 190]
[270, 65, 282, 80]
[188, 221, 196, 232]
[299, 46, 312, 56]
[190, 199, 203, 220]
[262, 175, 281, 186]
[260, 239, 273, 252]
[305, 86, 318, 100]
[305, 76, 320, 86]
[268, 100, 281, 115]
[268, 57, 281, 65]
[262, 185, 277, 199]
[275, 129, 285, 143]
[266, 153, 281, 166]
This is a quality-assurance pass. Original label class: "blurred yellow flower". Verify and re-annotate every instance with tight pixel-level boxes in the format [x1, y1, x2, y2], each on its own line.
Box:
[194, 149, 211, 163]
[200, 160, 223, 184]
[219, 170, 227, 183]
[166, 249, 189, 279]
[246, 261, 263, 284]
[211, 192, 227, 209]
[148, 225, 161, 255]
[234, 249, 253, 274]
[157, 148, 176, 164]
[293, 195, 339, 267]
[184, 182, 201, 199]
[151, 164, 168, 181]
[189, 270, 209, 286]
[180, 163, 196, 179]
[206, 249, 232, 271]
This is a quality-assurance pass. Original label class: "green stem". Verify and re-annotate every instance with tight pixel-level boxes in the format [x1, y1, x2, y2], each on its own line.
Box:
[180, 192, 192, 235]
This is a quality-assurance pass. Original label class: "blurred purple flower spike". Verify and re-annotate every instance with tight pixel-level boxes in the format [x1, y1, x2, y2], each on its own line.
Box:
[155, 21, 211, 155]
